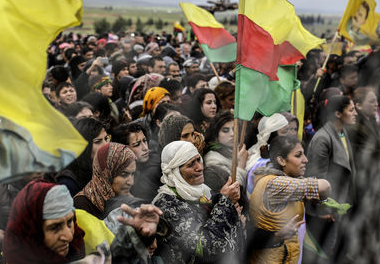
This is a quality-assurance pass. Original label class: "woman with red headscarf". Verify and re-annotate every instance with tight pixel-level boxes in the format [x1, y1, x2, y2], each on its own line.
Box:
[3, 179, 85, 264]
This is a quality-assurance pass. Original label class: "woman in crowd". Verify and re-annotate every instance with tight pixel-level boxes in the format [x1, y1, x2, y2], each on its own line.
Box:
[55, 117, 109, 196]
[249, 136, 331, 263]
[203, 110, 248, 190]
[185, 88, 220, 134]
[158, 113, 205, 155]
[245, 113, 289, 195]
[214, 81, 235, 110]
[348, 87, 380, 168]
[74, 142, 136, 219]
[82, 92, 112, 124]
[68, 55, 86, 81]
[3, 179, 85, 263]
[140, 86, 171, 140]
[306, 95, 357, 260]
[153, 141, 244, 264]
[60, 101, 94, 119]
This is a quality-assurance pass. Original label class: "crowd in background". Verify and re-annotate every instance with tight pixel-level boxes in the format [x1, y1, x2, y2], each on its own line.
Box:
[1, 29, 380, 264]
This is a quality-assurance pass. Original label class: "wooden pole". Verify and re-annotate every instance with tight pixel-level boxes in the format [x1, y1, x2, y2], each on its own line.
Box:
[313, 31, 340, 93]
[231, 118, 239, 183]
[210, 62, 221, 83]
[239, 120, 247, 149]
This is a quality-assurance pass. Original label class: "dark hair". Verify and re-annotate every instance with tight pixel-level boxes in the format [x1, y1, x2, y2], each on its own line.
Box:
[148, 56, 164, 68]
[61, 101, 94, 118]
[205, 110, 234, 143]
[56, 81, 75, 96]
[82, 92, 111, 121]
[159, 78, 182, 97]
[68, 55, 86, 80]
[185, 88, 221, 124]
[50, 66, 69, 83]
[352, 87, 376, 105]
[187, 73, 207, 89]
[326, 95, 352, 121]
[152, 103, 180, 124]
[214, 81, 235, 101]
[166, 62, 179, 72]
[269, 136, 302, 170]
[111, 122, 148, 145]
[81, 46, 93, 57]
[62, 117, 106, 187]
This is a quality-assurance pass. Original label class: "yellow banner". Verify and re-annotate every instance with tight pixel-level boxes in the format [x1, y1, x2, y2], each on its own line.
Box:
[338, 0, 380, 45]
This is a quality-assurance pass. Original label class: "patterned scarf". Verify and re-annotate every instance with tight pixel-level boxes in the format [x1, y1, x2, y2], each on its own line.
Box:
[76, 142, 136, 212]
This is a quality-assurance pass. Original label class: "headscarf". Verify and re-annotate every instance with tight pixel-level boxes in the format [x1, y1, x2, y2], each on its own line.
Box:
[76, 142, 136, 212]
[128, 74, 164, 105]
[154, 141, 211, 202]
[245, 113, 288, 171]
[3, 179, 85, 264]
[142, 87, 170, 116]
[92, 76, 112, 91]
[145, 42, 159, 55]
[158, 113, 193, 148]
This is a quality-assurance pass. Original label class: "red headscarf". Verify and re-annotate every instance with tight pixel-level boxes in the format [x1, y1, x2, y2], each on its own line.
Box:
[3, 179, 85, 264]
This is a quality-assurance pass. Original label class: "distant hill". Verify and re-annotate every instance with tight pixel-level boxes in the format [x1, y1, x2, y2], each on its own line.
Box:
[83, 0, 204, 8]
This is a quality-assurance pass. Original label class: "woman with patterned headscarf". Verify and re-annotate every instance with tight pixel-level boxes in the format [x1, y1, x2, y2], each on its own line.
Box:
[74, 142, 136, 219]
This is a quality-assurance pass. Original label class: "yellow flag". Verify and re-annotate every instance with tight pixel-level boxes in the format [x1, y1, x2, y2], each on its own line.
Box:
[0, 0, 87, 181]
[76, 209, 115, 254]
[338, 0, 380, 45]
[291, 89, 305, 141]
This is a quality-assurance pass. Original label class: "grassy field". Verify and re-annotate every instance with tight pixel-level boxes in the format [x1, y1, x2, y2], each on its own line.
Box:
[66, 6, 342, 40]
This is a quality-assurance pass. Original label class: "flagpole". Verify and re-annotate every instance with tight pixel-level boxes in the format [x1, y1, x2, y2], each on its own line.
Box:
[231, 118, 239, 183]
[210, 62, 221, 83]
[313, 31, 340, 93]
[239, 120, 247, 149]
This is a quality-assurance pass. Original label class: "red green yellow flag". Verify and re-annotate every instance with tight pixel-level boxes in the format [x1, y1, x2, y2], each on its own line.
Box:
[180, 2, 237, 63]
[338, 0, 380, 45]
[0, 0, 87, 182]
[235, 0, 325, 121]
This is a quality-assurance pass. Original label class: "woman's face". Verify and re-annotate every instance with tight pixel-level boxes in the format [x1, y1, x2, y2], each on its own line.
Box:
[280, 143, 308, 177]
[180, 155, 204, 185]
[357, 91, 378, 118]
[112, 160, 136, 196]
[59, 86, 77, 105]
[220, 94, 235, 110]
[180, 123, 195, 143]
[201, 93, 217, 119]
[91, 128, 109, 159]
[340, 100, 357, 125]
[99, 83, 113, 98]
[217, 120, 234, 147]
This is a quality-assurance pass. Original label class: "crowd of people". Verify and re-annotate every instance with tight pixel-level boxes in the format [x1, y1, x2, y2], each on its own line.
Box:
[1, 29, 380, 263]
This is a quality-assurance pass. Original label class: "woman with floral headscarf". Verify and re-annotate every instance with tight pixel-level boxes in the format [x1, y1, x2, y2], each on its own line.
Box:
[74, 142, 136, 219]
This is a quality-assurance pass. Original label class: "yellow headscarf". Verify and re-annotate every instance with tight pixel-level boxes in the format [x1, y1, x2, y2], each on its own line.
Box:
[142, 86, 170, 115]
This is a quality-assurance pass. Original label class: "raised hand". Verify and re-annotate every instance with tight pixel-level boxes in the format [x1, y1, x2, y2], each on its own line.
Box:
[117, 204, 163, 237]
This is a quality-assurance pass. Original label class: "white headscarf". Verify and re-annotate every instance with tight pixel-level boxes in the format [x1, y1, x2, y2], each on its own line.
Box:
[155, 141, 211, 202]
[245, 113, 288, 171]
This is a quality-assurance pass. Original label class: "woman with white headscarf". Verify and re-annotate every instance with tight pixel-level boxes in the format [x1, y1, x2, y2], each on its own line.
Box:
[153, 141, 244, 264]
[245, 113, 289, 196]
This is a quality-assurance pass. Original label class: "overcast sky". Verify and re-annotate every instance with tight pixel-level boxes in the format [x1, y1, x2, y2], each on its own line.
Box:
[172, 0, 380, 14]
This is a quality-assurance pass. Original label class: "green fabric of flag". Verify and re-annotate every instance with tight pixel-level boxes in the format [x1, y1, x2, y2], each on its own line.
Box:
[235, 64, 299, 121]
